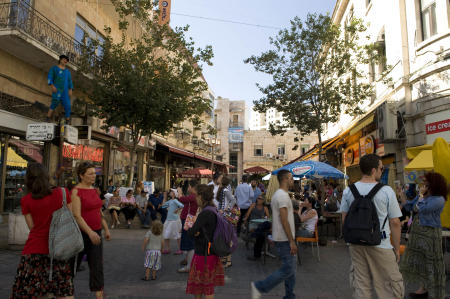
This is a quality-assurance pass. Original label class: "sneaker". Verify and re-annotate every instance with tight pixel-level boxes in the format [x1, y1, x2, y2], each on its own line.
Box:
[251, 282, 261, 299]
[177, 266, 190, 273]
[111, 224, 115, 229]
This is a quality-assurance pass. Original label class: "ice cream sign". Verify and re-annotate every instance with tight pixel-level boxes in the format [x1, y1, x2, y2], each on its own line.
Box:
[426, 119, 450, 135]
[291, 165, 313, 176]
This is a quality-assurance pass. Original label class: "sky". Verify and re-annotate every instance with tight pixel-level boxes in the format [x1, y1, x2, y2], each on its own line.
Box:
[170, 0, 337, 108]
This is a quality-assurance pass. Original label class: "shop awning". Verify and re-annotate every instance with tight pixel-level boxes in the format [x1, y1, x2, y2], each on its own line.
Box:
[180, 168, 212, 178]
[244, 166, 270, 174]
[349, 115, 375, 136]
[404, 150, 433, 171]
[5, 148, 28, 168]
[406, 144, 434, 160]
[168, 145, 194, 158]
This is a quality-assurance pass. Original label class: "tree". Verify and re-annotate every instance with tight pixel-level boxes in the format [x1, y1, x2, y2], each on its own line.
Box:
[77, 0, 213, 186]
[245, 13, 388, 158]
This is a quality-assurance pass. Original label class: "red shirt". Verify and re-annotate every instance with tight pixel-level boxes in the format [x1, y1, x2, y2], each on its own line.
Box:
[76, 188, 102, 231]
[179, 194, 198, 220]
[21, 188, 71, 255]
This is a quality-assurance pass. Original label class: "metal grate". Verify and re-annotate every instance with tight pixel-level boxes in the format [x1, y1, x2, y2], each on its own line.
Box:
[0, 91, 47, 120]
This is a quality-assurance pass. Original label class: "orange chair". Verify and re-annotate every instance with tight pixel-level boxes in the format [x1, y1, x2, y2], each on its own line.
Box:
[296, 223, 320, 265]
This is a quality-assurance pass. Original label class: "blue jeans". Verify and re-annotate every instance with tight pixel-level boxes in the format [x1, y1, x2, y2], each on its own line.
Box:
[254, 241, 296, 299]
[136, 209, 151, 226]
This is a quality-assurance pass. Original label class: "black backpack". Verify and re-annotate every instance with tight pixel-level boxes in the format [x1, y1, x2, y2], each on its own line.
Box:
[343, 183, 387, 246]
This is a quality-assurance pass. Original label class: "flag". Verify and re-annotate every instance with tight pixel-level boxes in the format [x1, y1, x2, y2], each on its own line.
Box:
[158, 0, 171, 25]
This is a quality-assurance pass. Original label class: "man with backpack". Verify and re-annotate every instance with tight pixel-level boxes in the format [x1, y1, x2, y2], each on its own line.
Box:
[340, 154, 404, 299]
[251, 169, 297, 299]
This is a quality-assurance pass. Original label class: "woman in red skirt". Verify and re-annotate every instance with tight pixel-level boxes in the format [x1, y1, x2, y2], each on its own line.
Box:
[186, 184, 224, 298]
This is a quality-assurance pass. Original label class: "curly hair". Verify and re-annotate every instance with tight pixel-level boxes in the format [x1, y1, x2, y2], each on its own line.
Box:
[151, 220, 163, 236]
[424, 172, 448, 199]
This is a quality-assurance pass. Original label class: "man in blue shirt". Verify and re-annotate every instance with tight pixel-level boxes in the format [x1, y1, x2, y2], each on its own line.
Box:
[47, 54, 73, 124]
[148, 189, 167, 223]
[235, 175, 254, 236]
[251, 179, 263, 203]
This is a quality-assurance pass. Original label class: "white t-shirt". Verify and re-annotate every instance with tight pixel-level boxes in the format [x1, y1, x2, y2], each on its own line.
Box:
[271, 189, 295, 242]
[339, 182, 402, 249]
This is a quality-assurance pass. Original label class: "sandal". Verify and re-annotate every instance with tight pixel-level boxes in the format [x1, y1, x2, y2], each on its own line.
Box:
[174, 250, 183, 255]
[141, 277, 149, 281]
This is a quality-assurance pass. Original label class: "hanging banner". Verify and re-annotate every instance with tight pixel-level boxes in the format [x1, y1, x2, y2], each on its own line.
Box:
[158, 0, 171, 25]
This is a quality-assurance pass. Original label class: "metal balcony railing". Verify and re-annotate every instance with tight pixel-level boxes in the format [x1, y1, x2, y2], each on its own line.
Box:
[229, 121, 244, 128]
[0, 0, 83, 66]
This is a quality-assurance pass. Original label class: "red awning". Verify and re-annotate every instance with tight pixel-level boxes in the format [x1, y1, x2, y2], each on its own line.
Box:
[168, 145, 194, 158]
[180, 168, 212, 178]
[244, 166, 270, 174]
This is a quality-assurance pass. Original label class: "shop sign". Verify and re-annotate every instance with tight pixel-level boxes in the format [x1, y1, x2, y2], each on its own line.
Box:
[344, 143, 360, 167]
[63, 125, 78, 144]
[376, 144, 385, 156]
[360, 135, 375, 156]
[26, 123, 55, 141]
[426, 119, 450, 135]
[63, 144, 104, 162]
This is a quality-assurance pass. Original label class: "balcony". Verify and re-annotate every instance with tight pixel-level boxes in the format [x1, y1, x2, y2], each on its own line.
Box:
[229, 121, 244, 128]
[0, 0, 83, 71]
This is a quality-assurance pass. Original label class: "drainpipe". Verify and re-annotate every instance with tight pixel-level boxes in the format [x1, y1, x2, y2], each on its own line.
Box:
[399, 0, 413, 147]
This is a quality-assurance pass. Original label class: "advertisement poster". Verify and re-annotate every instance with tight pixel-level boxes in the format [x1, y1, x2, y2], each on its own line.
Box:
[143, 181, 154, 195]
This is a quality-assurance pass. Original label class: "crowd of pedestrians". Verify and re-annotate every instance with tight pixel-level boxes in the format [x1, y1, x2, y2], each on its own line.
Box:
[9, 151, 450, 299]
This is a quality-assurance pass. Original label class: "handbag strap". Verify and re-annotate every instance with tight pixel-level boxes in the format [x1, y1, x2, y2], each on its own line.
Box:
[60, 187, 67, 207]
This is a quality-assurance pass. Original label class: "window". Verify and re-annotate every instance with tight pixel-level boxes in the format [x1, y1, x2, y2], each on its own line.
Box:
[232, 115, 239, 127]
[277, 145, 285, 155]
[254, 144, 263, 156]
[229, 153, 238, 172]
[301, 144, 309, 155]
[420, 0, 437, 41]
[75, 15, 105, 56]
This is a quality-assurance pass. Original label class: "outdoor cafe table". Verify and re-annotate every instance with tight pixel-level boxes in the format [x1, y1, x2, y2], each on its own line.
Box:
[322, 211, 342, 240]
[249, 218, 275, 263]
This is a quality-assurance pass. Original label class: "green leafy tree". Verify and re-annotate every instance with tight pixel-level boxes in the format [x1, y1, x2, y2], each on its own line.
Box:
[245, 13, 388, 158]
[77, 0, 213, 185]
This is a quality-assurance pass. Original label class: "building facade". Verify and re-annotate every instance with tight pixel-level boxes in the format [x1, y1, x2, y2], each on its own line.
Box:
[309, 0, 450, 185]
[0, 0, 219, 212]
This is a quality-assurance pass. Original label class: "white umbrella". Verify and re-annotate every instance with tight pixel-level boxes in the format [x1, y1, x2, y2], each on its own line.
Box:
[262, 173, 300, 181]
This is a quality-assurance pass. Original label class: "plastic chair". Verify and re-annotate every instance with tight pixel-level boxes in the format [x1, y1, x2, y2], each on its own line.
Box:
[296, 223, 320, 265]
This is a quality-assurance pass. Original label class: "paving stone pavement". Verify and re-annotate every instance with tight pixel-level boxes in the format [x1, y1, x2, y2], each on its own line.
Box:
[0, 228, 449, 299]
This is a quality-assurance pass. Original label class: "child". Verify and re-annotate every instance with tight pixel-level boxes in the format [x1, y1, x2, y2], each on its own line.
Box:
[161, 189, 184, 254]
[142, 220, 164, 281]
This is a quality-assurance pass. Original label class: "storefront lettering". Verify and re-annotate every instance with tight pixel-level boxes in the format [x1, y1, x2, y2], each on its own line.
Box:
[63, 144, 104, 162]
[426, 119, 450, 135]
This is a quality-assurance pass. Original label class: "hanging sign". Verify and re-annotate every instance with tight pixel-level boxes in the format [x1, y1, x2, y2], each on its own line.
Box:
[26, 123, 55, 141]
[360, 135, 375, 156]
[158, 0, 171, 25]
[63, 144, 104, 163]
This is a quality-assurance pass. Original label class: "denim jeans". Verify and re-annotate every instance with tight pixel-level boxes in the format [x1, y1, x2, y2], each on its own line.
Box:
[254, 241, 296, 299]
[136, 209, 151, 226]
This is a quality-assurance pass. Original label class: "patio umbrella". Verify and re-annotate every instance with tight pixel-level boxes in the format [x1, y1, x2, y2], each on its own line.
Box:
[244, 166, 270, 174]
[272, 160, 348, 179]
[179, 168, 212, 179]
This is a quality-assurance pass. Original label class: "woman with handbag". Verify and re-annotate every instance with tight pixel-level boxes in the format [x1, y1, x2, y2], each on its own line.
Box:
[178, 180, 199, 273]
[399, 172, 447, 299]
[72, 162, 111, 299]
[186, 184, 224, 298]
[11, 163, 74, 299]
[217, 176, 237, 268]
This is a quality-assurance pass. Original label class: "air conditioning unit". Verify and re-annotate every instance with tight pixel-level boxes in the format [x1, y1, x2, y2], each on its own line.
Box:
[119, 129, 133, 144]
[266, 153, 273, 159]
[376, 102, 398, 143]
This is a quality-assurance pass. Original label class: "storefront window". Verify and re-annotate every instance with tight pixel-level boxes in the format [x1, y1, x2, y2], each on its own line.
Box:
[111, 148, 132, 187]
[62, 140, 105, 189]
[0, 135, 44, 212]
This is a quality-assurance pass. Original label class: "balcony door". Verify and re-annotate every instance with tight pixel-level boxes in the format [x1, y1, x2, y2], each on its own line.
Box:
[9, 0, 33, 29]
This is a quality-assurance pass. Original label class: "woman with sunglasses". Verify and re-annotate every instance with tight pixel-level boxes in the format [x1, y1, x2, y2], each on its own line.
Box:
[399, 172, 447, 299]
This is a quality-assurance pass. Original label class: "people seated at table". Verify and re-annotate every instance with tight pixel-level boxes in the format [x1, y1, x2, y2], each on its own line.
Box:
[243, 195, 270, 228]
[295, 195, 318, 238]
[245, 196, 271, 261]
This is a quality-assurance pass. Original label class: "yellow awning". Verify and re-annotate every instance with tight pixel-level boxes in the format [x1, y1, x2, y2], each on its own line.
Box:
[1, 148, 28, 168]
[404, 150, 433, 171]
[349, 115, 375, 136]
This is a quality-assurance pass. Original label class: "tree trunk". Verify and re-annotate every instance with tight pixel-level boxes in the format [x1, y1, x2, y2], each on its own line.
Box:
[127, 142, 138, 187]
[317, 128, 323, 161]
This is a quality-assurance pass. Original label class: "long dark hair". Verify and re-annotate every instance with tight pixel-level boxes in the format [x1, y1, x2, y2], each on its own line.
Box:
[196, 184, 214, 208]
[25, 163, 52, 199]
[217, 176, 230, 203]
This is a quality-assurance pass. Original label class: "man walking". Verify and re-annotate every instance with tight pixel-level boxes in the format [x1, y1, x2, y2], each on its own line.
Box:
[47, 54, 73, 124]
[340, 154, 404, 298]
[251, 169, 297, 299]
[236, 175, 254, 236]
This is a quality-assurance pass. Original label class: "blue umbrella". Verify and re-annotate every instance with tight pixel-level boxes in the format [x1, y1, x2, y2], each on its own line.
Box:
[272, 160, 348, 179]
